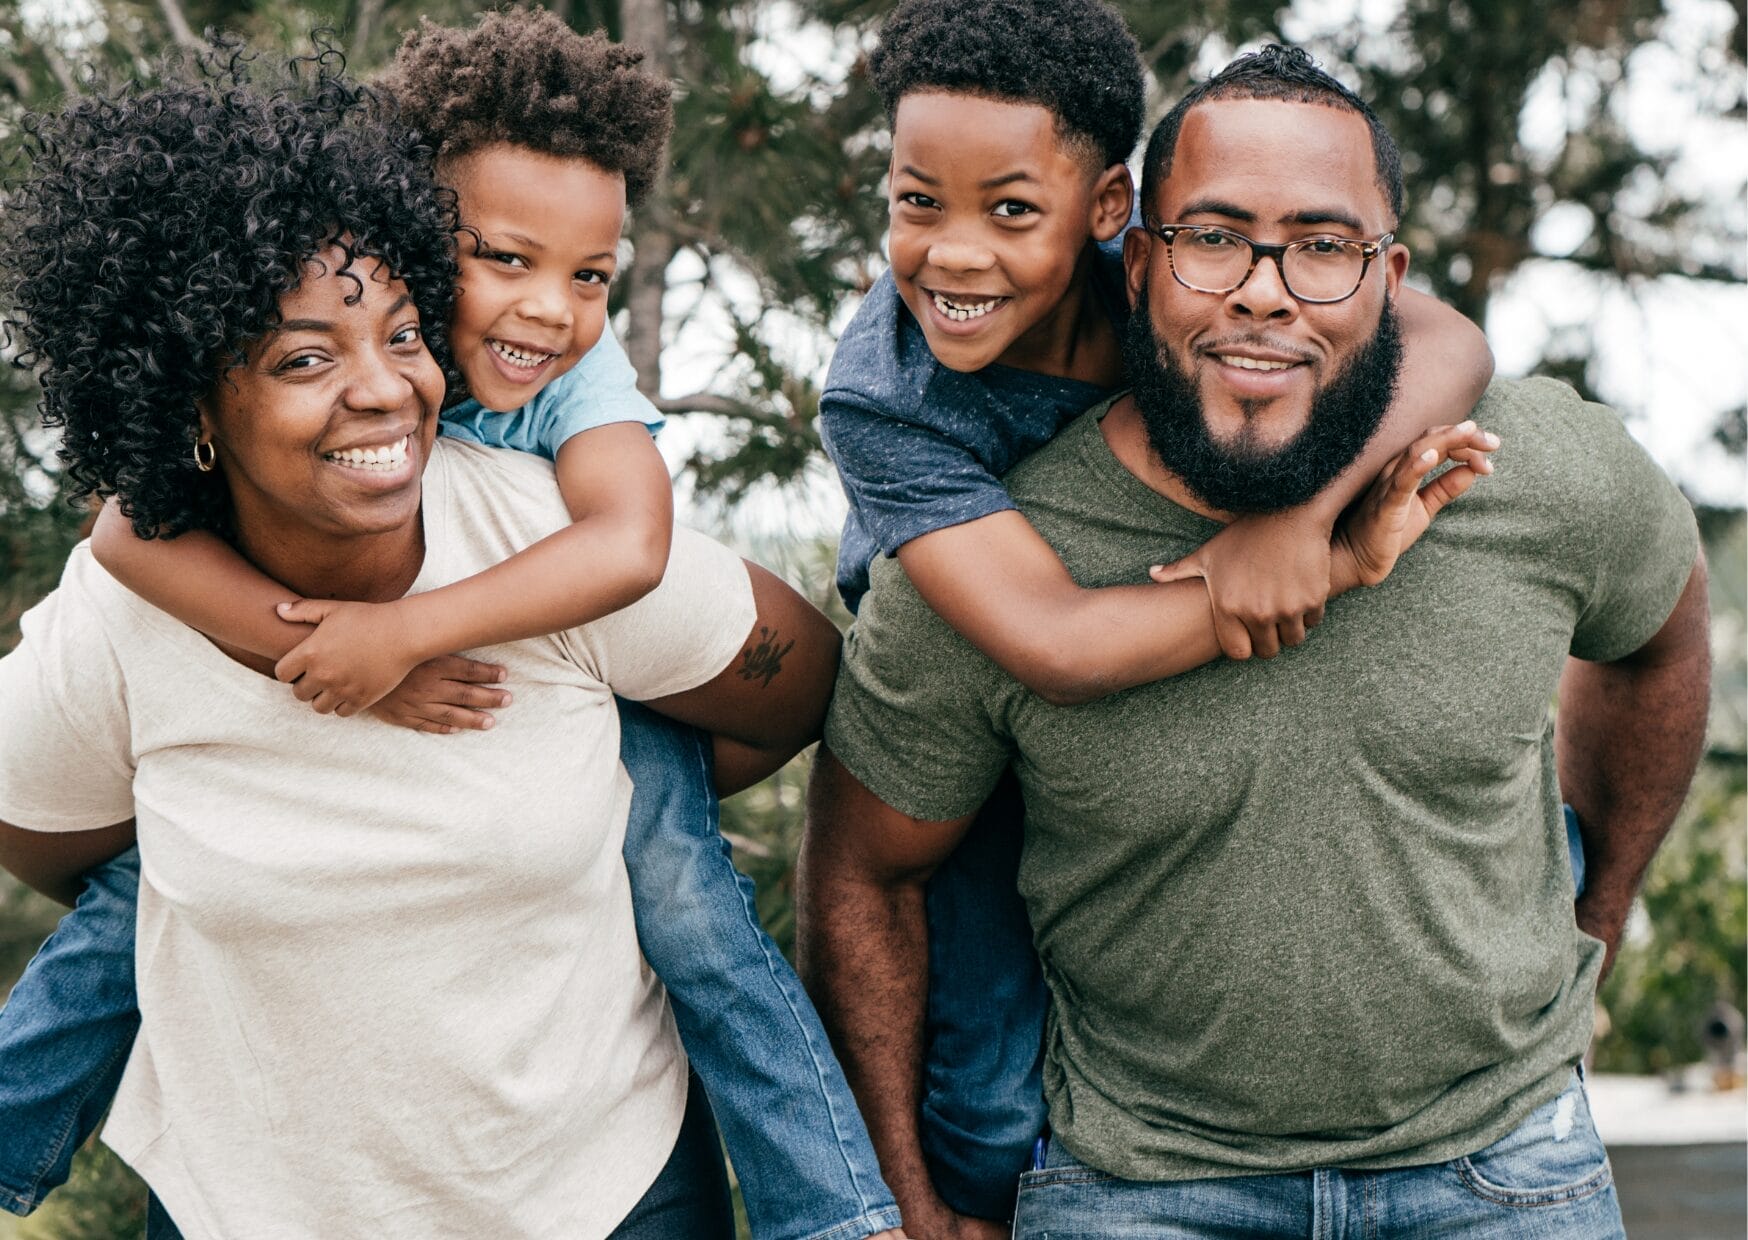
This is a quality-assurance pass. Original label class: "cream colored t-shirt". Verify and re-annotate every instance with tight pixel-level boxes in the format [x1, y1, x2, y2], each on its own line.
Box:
[0, 439, 758, 1239]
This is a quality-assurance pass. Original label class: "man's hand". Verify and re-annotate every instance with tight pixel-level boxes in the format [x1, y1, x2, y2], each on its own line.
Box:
[366, 654, 512, 734]
[892, 1199, 1007, 1240]
[1331, 421, 1498, 591]
[1150, 510, 1331, 660]
[273, 598, 428, 715]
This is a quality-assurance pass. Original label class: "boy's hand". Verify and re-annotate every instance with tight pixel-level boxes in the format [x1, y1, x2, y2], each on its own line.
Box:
[1333, 420, 1498, 589]
[366, 655, 512, 734]
[273, 599, 428, 715]
[1149, 512, 1332, 661]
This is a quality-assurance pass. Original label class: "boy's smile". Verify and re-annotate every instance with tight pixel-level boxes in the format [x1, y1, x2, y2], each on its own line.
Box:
[887, 92, 1131, 378]
[444, 145, 627, 412]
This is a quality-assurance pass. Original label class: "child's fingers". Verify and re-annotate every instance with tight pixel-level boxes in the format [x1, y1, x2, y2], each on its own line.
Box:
[309, 689, 341, 716]
[1277, 614, 1309, 649]
[424, 704, 495, 731]
[1418, 464, 1479, 517]
[425, 654, 509, 684]
[275, 598, 333, 625]
[438, 682, 513, 711]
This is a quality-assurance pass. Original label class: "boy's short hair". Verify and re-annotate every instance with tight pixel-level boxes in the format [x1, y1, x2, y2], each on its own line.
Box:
[1141, 44, 1405, 224]
[868, 0, 1144, 170]
[379, 8, 673, 205]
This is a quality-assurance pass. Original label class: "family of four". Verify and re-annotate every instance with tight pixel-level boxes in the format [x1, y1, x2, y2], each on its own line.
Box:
[0, 1, 1708, 1238]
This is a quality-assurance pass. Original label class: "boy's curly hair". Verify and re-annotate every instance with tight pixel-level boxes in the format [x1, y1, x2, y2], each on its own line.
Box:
[868, 0, 1145, 169]
[0, 40, 460, 540]
[378, 9, 673, 205]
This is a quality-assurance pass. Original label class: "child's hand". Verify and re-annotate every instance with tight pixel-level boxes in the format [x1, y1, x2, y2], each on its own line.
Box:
[1149, 512, 1333, 661]
[273, 599, 427, 715]
[367, 655, 512, 734]
[1333, 420, 1498, 588]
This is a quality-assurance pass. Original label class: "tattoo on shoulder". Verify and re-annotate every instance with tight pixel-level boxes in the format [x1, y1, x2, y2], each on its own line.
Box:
[738, 626, 794, 689]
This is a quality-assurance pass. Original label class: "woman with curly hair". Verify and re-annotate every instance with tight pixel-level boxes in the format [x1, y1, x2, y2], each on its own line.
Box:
[0, 45, 845, 1239]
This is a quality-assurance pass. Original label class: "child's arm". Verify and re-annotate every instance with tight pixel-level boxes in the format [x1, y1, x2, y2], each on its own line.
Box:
[275, 423, 673, 712]
[90, 501, 512, 731]
[91, 500, 315, 662]
[897, 419, 1493, 707]
[1151, 287, 1495, 658]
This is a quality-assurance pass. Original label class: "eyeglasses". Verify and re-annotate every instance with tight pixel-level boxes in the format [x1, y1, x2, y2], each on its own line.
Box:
[1142, 222, 1394, 305]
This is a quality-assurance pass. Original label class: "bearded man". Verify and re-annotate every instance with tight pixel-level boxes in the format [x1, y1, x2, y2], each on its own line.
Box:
[798, 45, 1710, 1240]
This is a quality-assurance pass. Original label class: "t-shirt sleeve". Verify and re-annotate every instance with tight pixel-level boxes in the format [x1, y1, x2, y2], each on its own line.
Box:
[0, 549, 137, 831]
[1559, 387, 1701, 663]
[819, 389, 1018, 558]
[528, 324, 664, 460]
[823, 558, 1011, 822]
[573, 526, 757, 701]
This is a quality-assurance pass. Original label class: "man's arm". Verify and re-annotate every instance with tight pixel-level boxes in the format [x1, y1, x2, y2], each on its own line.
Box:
[0, 818, 136, 908]
[1557, 554, 1711, 975]
[797, 748, 1000, 1240]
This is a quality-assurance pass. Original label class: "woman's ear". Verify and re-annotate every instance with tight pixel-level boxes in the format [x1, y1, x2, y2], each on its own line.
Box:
[1090, 163, 1134, 243]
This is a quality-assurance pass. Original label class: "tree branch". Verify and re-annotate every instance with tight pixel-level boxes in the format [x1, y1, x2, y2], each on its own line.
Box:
[655, 392, 761, 419]
[156, 0, 200, 49]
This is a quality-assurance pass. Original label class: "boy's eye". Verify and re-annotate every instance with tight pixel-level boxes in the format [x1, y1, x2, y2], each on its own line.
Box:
[483, 250, 527, 269]
[991, 200, 1036, 219]
[897, 191, 939, 210]
[575, 269, 612, 287]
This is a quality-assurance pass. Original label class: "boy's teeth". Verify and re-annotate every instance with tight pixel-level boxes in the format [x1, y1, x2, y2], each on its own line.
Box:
[326, 435, 410, 469]
[1222, 355, 1294, 371]
[489, 339, 556, 368]
[931, 292, 1002, 322]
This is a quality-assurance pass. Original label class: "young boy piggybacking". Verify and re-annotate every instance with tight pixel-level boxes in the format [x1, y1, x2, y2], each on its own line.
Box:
[815, 0, 1496, 1224]
[0, 14, 903, 1240]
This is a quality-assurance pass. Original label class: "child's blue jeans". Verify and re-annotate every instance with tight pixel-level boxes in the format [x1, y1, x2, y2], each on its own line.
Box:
[918, 800, 1594, 1221]
[0, 702, 899, 1240]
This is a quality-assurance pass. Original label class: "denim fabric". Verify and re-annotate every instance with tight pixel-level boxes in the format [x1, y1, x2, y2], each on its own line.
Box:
[607, 1071, 736, 1239]
[617, 700, 900, 1240]
[1012, 1070, 1622, 1238]
[0, 848, 140, 1216]
[919, 773, 1046, 1220]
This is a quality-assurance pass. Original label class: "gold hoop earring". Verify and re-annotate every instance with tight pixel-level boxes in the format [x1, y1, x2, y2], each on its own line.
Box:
[193, 439, 217, 473]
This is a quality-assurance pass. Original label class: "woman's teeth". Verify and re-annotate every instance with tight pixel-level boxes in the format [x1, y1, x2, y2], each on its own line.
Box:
[326, 436, 409, 470]
[489, 339, 556, 369]
[931, 292, 1003, 322]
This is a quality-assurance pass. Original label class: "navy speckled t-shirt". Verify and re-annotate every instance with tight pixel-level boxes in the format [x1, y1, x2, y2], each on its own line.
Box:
[819, 247, 1125, 611]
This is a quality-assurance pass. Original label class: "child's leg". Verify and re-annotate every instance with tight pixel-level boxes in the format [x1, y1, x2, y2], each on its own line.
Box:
[918, 772, 1048, 1221]
[616, 699, 901, 1240]
[0, 848, 141, 1216]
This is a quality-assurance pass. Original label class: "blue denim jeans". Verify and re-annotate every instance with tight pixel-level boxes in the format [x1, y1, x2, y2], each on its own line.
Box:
[0, 703, 898, 1240]
[919, 803, 1593, 1220]
[1011, 1070, 1623, 1238]
[616, 700, 898, 1240]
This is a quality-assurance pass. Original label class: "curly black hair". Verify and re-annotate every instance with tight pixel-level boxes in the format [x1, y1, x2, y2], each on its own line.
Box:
[867, 0, 1144, 169]
[377, 9, 673, 206]
[1141, 45, 1405, 224]
[0, 39, 460, 540]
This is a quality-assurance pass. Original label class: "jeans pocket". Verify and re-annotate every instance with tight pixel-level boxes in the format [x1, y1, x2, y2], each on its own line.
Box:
[1456, 1075, 1613, 1206]
[1017, 1164, 1119, 1190]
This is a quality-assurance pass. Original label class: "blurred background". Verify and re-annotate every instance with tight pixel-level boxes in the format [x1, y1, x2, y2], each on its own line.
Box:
[0, 0, 1743, 1236]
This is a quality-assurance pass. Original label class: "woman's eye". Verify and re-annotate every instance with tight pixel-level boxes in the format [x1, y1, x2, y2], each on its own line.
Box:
[992, 200, 1036, 219]
[389, 325, 422, 347]
[484, 250, 527, 269]
[897, 192, 939, 210]
[277, 353, 324, 373]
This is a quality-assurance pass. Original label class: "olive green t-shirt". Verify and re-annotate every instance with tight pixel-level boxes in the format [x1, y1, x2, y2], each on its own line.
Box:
[825, 376, 1699, 1180]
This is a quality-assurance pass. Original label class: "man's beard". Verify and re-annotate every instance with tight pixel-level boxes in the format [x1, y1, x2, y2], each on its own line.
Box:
[1120, 283, 1403, 514]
